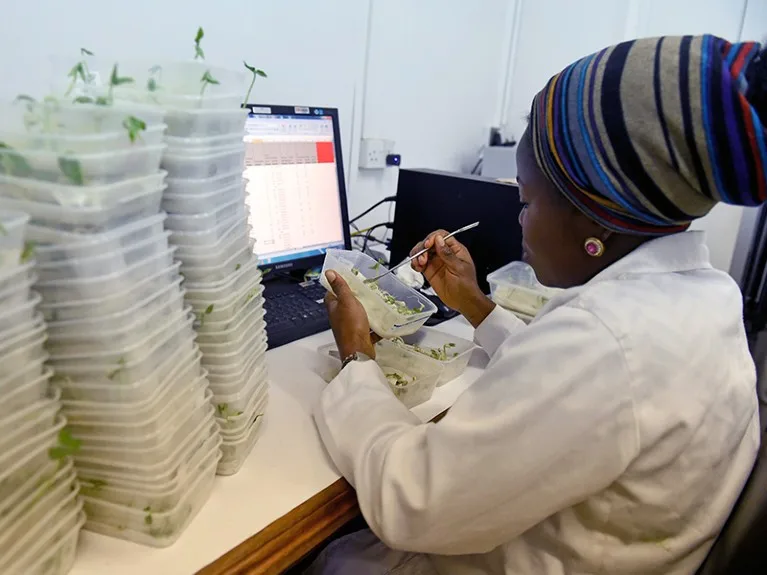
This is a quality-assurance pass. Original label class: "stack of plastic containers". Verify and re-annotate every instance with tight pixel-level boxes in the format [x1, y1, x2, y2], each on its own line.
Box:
[0, 97, 222, 548]
[0, 210, 84, 575]
[136, 61, 269, 476]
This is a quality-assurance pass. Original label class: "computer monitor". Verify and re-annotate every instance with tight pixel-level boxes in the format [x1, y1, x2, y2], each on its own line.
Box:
[241, 104, 351, 272]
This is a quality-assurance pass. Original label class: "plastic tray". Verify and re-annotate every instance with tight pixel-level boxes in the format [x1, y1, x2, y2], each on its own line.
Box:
[198, 313, 265, 355]
[195, 293, 264, 338]
[162, 145, 244, 180]
[217, 400, 267, 476]
[0, 185, 163, 234]
[0, 310, 42, 348]
[176, 222, 250, 261]
[0, 123, 167, 155]
[0, 456, 60, 521]
[164, 169, 243, 197]
[217, 385, 268, 435]
[376, 339, 442, 408]
[36, 246, 177, 302]
[33, 212, 166, 264]
[0, 331, 47, 383]
[210, 363, 268, 413]
[202, 325, 267, 370]
[165, 132, 244, 153]
[169, 211, 247, 247]
[82, 447, 219, 547]
[320, 249, 436, 338]
[0, 355, 48, 397]
[0, 391, 61, 455]
[0, 259, 35, 303]
[0, 210, 28, 269]
[8, 511, 84, 575]
[0, 368, 53, 419]
[181, 240, 255, 283]
[206, 341, 267, 391]
[59, 345, 200, 408]
[184, 255, 259, 300]
[165, 195, 245, 232]
[0, 144, 166, 186]
[40, 262, 180, 322]
[0, 291, 41, 336]
[487, 261, 559, 318]
[179, 227, 250, 271]
[391, 328, 478, 386]
[165, 107, 249, 139]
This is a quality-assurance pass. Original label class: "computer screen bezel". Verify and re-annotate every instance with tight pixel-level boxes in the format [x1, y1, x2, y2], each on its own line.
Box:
[242, 104, 352, 274]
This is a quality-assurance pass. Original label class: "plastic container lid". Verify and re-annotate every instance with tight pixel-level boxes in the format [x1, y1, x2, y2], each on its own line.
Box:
[180, 240, 255, 283]
[161, 145, 244, 180]
[320, 249, 436, 338]
[178, 227, 251, 273]
[165, 107, 249, 139]
[0, 123, 167, 155]
[165, 132, 244, 153]
[164, 169, 243, 197]
[168, 210, 248, 247]
[165, 195, 245, 233]
[194, 286, 264, 334]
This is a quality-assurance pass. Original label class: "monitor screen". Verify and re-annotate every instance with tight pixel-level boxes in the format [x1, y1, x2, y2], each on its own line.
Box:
[243, 110, 347, 267]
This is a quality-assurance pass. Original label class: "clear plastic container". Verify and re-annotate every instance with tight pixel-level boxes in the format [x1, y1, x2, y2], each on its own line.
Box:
[166, 132, 244, 153]
[202, 326, 267, 370]
[184, 255, 259, 300]
[0, 330, 47, 382]
[162, 145, 244, 180]
[33, 212, 166, 264]
[0, 457, 62, 521]
[0, 144, 166, 185]
[0, 123, 167, 155]
[176, 222, 250, 261]
[206, 340, 267, 388]
[179, 227, 250, 271]
[0, 185, 163, 234]
[0, 391, 61, 454]
[165, 107, 249, 139]
[195, 293, 264, 338]
[0, 210, 28, 268]
[8, 511, 84, 575]
[82, 447, 219, 548]
[0, 368, 53, 418]
[0, 310, 42, 347]
[218, 399, 267, 476]
[320, 249, 436, 338]
[163, 183, 244, 218]
[375, 339, 443, 408]
[165, 195, 245, 232]
[487, 261, 559, 319]
[78, 435, 220, 511]
[46, 277, 183, 339]
[49, 313, 195, 385]
[59, 345, 200, 407]
[0, 100, 165, 136]
[217, 385, 268, 435]
[164, 169, 243, 197]
[198, 312, 265, 355]
[37, 230, 171, 283]
[168, 211, 247, 247]
[0, 171, 167, 210]
[210, 363, 268, 413]
[391, 328, 478, 386]
[181, 240, 255, 283]
[0, 291, 41, 336]
[0, 355, 48, 397]
[0, 259, 35, 304]
[40, 261, 180, 321]
[36, 246, 177, 302]
[0, 416, 66, 502]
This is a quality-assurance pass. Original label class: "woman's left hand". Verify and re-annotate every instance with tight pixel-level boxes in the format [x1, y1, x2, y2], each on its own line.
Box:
[324, 271, 377, 360]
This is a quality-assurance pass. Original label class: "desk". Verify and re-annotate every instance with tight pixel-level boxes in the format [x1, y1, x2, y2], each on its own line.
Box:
[69, 317, 484, 575]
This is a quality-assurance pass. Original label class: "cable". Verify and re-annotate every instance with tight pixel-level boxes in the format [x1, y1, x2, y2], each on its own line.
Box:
[351, 222, 392, 255]
[349, 196, 397, 225]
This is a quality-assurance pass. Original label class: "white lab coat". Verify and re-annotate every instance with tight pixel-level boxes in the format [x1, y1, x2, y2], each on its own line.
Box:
[314, 231, 760, 575]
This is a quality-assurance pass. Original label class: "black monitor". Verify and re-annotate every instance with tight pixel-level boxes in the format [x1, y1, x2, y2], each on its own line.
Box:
[389, 169, 524, 294]
[241, 104, 351, 273]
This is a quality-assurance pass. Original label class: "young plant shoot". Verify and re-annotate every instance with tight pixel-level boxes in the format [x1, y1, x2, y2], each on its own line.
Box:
[242, 61, 267, 106]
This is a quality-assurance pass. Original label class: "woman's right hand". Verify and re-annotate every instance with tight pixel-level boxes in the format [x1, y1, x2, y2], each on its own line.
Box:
[410, 231, 495, 327]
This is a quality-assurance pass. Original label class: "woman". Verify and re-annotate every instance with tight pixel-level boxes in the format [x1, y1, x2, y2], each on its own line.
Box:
[309, 35, 766, 574]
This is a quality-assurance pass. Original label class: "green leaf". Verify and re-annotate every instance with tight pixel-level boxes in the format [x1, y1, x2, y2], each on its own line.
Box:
[48, 429, 81, 460]
[256, 69, 267, 78]
[205, 304, 214, 315]
[80, 48, 94, 56]
[109, 64, 135, 87]
[122, 115, 146, 143]
[144, 506, 153, 525]
[94, 96, 110, 106]
[20, 241, 35, 263]
[194, 26, 205, 60]
[235, 263, 242, 271]
[73, 96, 94, 104]
[14, 94, 36, 105]
[58, 157, 84, 185]
[243, 60, 256, 72]
[201, 70, 219, 85]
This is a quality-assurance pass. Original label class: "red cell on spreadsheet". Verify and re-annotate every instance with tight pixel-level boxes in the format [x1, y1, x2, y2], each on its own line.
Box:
[315, 141, 335, 164]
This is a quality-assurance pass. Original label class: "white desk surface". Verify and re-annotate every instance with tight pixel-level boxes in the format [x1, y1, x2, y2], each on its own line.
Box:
[70, 317, 485, 575]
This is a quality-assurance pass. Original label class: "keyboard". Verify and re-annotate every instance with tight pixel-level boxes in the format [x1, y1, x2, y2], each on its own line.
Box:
[264, 281, 330, 349]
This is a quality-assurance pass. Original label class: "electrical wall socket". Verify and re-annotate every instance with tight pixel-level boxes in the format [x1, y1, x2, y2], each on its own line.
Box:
[359, 138, 395, 169]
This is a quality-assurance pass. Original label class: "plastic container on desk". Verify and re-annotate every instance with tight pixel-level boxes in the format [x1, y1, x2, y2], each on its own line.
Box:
[0, 355, 48, 397]
[164, 107, 249, 139]
[164, 169, 243, 198]
[0, 392, 61, 455]
[0, 185, 163, 234]
[206, 340, 267, 391]
[36, 246, 177, 302]
[176, 223, 251, 262]
[198, 315, 265, 356]
[180, 240, 255, 283]
[217, 399, 267, 476]
[0, 329, 47, 382]
[376, 339, 443, 408]
[1, 369, 53, 418]
[202, 327, 267, 372]
[217, 385, 268, 435]
[0, 123, 167, 155]
[0, 291, 41, 336]
[0, 171, 167, 210]
[165, 132, 244, 153]
[0, 457, 61, 520]
[49, 313, 195, 385]
[32, 212, 166, 264]
[9, 511, 85, 575]
[59, 346, 200, 408]
[0, 210, 28, 269]
[184, 255, 260, 301]
[163, 183, 244, 218]
[195, 296, 264, 341]
[320, 249, 436, 338]
[0, 259, 35, 305]
[169, 211, 248, 247]
[487, 261, 559, 321]
[165, 195, 245, 232]
[0, 144, 165, 185]
[176, 228, 250, 272]
[0, 310, 43, 348]
[82, 447, 220, 548]
[162, 145, 244, 180]
[391, 328, 478, 387]
[209, 363, 268, 413]
[40, 262, 180, 322]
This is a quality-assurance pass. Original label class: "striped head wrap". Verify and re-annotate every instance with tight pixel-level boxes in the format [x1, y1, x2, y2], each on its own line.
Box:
[530, 35, 767, 235]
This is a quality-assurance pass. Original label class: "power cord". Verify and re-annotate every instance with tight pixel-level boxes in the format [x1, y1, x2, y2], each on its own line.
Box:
[349, 196, 397, 226]
[351, 222, 393, 257]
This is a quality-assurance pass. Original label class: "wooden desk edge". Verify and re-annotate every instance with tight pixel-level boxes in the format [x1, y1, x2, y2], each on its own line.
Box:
[196, 409, 449, 575]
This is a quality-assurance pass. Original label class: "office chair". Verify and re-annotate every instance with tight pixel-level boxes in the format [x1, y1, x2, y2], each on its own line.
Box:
[696, 423, 767, 574]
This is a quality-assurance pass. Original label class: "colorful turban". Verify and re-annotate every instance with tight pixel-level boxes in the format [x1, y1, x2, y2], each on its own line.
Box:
[530, 35, 767, 235]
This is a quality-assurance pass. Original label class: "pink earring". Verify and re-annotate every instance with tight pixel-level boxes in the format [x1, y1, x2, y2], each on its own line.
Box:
[584, 237, 605, 257]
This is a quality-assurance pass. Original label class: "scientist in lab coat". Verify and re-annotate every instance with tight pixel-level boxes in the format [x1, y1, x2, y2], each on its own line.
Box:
[308, 35, 767, 575]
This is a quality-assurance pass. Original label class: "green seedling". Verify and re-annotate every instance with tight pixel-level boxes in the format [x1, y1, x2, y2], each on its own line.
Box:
[65, 48, 96, 97]
[49, 429, 81, 460]
[235, 263, 242, 271]
[80, 478, 107, 493]
[370, 258, 385, 272]
[200, 69, 219, 96]
[20, 241, 36, 263]
[0, 143, 33, 178]
[242, 61, 267, 106]
[58, 156, 84, 185]
[14, 95, 39, 130]
[216, 403, 243, 422]
[123, 115, 146, 143]
[194, 27, 205, 60]
[196, 304, 215, 327]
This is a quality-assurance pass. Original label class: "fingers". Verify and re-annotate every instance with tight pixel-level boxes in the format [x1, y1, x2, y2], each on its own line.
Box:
[325, 270, 354, 299]
[410, 230, 449, 272]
